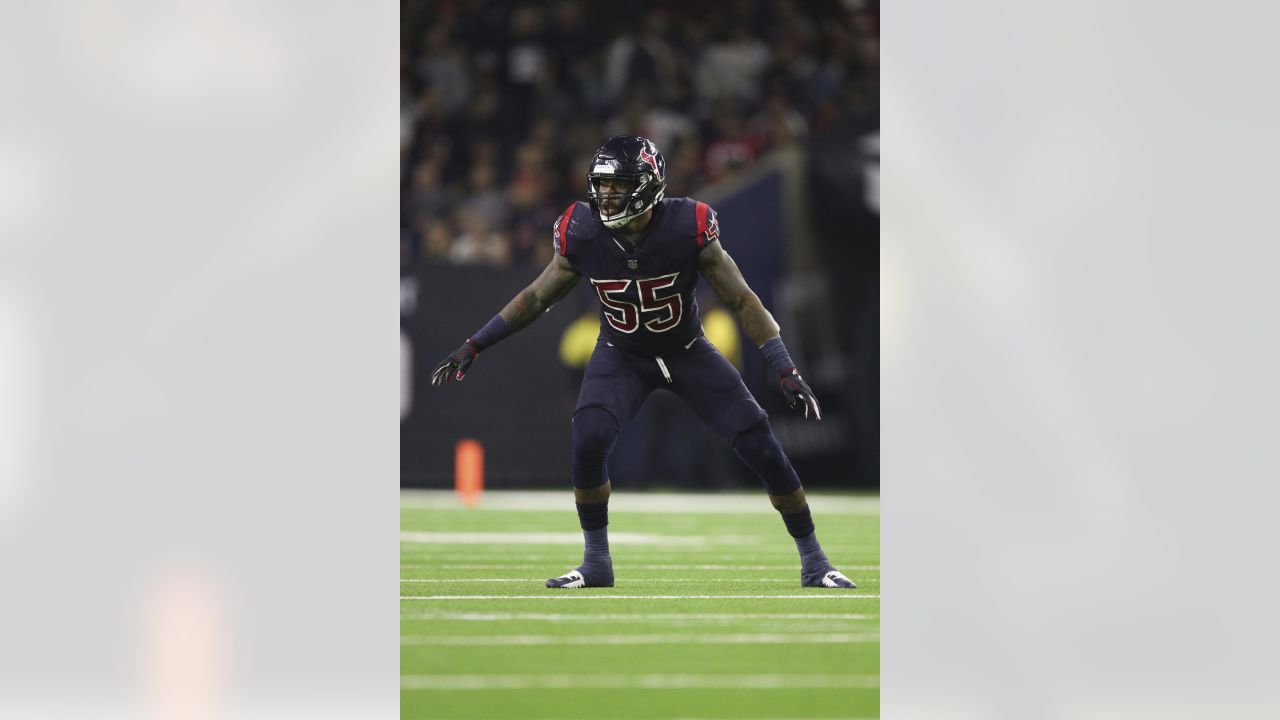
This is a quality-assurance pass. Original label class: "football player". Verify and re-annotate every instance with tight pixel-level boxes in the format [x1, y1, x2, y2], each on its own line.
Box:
[432, 135, 856, 590]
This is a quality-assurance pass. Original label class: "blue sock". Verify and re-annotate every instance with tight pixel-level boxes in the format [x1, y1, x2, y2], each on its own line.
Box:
[576, 502, 613, 583]
[580, 528, 613, 583]
[794, 531, 832, 576]
[583, 526, 611, 562]
[781, 507, 831, 577]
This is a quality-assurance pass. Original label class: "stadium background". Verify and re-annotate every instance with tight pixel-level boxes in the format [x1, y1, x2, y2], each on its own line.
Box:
[401, 0, 879, 490]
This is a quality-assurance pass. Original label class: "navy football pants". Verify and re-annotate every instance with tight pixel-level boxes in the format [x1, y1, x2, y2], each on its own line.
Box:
[571, 337, 800, 495]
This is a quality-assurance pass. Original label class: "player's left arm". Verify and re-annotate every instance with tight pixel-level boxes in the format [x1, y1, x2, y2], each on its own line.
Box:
[697, 242, 779, 345]
[698, 242, 821, 420]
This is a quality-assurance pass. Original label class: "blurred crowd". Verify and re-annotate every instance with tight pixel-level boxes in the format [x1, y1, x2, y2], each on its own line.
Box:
[401, 0, 879, 269]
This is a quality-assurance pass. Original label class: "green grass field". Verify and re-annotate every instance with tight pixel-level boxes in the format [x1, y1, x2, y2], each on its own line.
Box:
[401, 490, 880, 720]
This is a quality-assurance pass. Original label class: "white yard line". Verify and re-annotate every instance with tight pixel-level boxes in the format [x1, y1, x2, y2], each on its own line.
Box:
[401, 531, 707, 546]
[400, 632, 879, 646]
[631, 564, 881, 571]
[399, 573, 829, 579]
[401, 673, 880, 690]
[404, 564, 881, 571]
[401, 489, 879, 515]
[401, 612, 874, 621]
[401, 594, 880, 600]
[401, 548, 880, 555]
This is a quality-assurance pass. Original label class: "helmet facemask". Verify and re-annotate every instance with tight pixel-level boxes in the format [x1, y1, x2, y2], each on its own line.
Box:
[588, 171, 666, 229]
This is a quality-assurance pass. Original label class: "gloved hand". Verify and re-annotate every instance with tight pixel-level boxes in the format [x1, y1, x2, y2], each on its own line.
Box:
[778, 368, 822, 420]
[430, 339, 480, 386]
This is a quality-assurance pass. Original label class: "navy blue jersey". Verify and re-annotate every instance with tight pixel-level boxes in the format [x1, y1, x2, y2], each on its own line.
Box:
[553, 197, 721, 357]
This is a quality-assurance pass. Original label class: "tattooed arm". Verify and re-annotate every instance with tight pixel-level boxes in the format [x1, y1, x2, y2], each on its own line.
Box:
[697, 241, 780, 347]
[697, 241, 822, 419]
[431, 253, 580, 386]
[499, 252, 581, 332]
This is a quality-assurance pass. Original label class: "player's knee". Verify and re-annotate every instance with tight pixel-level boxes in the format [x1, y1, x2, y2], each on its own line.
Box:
[573, 407, 619, 458]
[730, 420, 784, 466]
[731, 420, 801, 496]
[571, 407, 619, 488]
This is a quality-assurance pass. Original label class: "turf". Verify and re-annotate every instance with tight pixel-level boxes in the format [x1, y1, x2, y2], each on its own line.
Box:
[401, 490, 880, 719]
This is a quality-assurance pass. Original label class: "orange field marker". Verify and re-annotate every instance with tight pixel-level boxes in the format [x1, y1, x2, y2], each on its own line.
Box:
[455, 439, 484, 506]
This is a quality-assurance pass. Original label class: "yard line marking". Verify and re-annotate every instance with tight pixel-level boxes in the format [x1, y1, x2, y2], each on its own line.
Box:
[401, 594, 880, 600]
[405, 564, 881, 571]
[401, 673, 880, 690]
[632, 564, 880, 571]
[401, 632, 879, 646]
[401, 544, 874, 551]
[400, 612, 874, 621]
[401, 489, 879, 515]
[398, 578, 865, 583]
[401, 548, 880, 556]
[401, 531, 706, 546]
[401, 550, 877, 556]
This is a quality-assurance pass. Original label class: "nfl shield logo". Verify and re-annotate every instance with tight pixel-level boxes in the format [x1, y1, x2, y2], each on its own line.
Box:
[627, 259, 638, 270]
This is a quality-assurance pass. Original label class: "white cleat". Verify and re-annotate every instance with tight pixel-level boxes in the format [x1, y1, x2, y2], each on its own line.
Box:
[818, 570, 856, 589]
[545, 570, 587, 589]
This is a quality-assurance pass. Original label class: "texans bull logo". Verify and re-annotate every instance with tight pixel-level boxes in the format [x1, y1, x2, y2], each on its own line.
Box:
[639, 146, 660, 174]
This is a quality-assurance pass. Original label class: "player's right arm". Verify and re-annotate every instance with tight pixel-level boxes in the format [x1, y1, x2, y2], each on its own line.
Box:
[497, 252, 581, 333]
[431, 253, 581, 386]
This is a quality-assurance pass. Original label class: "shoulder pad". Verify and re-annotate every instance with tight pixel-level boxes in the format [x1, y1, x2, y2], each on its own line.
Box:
[553, 201, 599, 256]
[667, 197, 699, 236]
[672, 197, 719, 249]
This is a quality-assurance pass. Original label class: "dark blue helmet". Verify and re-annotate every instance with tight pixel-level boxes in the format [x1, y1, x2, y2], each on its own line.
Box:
[586, 135, 667, 229]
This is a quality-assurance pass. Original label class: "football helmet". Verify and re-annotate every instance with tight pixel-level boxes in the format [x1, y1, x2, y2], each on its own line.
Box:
[586, 135, 667, 229]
